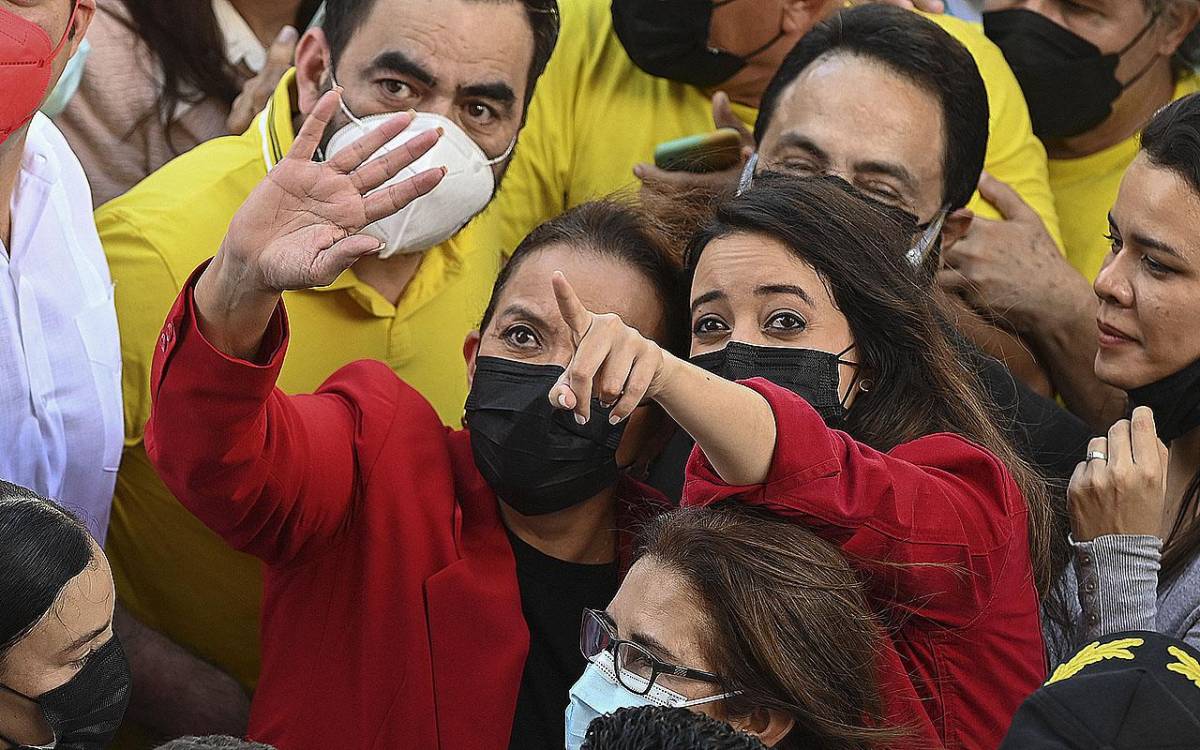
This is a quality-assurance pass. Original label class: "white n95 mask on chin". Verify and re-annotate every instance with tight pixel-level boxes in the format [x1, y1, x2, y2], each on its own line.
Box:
[324, 103, 514, 258]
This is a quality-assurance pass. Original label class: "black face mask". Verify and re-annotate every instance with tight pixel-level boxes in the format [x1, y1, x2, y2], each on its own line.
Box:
[611, 0, 784, 89]
[690, 341, 858, 427]
[0, 638, 131, 750]
[984, 9, 1159, 140]
[465, 357, 628, 516]
[1127, 358, 1200, 444]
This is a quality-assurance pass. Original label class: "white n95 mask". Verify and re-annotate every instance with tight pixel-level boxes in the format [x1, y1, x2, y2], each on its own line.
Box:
[324, 101, 514, 258]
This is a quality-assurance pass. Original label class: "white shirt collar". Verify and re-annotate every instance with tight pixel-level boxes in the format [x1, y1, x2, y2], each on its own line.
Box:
[212, 0, 267, 73]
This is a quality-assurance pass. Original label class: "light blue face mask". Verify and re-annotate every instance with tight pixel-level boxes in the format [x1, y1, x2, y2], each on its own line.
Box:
[564, 650, 739, 750]
[41, 37, 90, 119]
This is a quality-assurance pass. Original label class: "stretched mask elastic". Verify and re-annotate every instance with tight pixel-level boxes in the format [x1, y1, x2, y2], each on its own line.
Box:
[906, 207, 947, 268]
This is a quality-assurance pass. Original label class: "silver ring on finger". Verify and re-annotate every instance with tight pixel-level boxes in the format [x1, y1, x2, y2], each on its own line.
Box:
[1086, 451, 1108, 463]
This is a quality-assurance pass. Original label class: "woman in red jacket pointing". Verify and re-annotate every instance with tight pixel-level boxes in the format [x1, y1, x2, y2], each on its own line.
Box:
[143, 90, 684, 750]
[551, 174, 1050, 749]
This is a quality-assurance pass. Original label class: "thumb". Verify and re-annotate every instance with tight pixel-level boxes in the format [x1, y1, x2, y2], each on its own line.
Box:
[312, 235, 383, 284]
[712, 91, 754, 147]
[978, 172, 1038, 224]
[264, 25, 299, 74]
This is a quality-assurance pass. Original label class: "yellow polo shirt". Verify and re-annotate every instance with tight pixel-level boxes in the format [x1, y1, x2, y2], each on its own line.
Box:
[1048, 73, 1200, 281]
[473, 0, 1062, 256]
[101, 72, 502, 688]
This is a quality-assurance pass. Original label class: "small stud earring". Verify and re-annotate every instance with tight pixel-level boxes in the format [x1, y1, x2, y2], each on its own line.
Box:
[858, 380, 874, 393]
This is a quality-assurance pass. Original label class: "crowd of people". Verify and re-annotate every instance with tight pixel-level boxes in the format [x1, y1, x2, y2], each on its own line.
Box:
[4, 0, 1200, 748]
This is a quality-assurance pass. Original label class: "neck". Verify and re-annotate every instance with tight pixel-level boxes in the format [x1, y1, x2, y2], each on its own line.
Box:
[499, 488, 619, 564]
[1165, 426, 1200, 539]
[227, 0, 300, 45]
[349, 253, 425, 305]
[0, 129, 29, 252]
[1045, 61, 1176, 160]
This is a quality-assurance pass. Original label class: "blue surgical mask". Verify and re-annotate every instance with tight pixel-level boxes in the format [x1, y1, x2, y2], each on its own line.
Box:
[564, 650, 738, 750]
[40, 37, 89, 118]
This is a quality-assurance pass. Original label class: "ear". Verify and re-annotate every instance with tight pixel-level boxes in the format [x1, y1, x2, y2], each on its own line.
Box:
[68, 0, 96, 56]
[1156, 3, 1200, 58]
[780, 0, 840, 34]
[294, 27, 332, 118]
[939, 208, 974, 253]
[463, 331, 482, 388]
[733, 707, 796, 748]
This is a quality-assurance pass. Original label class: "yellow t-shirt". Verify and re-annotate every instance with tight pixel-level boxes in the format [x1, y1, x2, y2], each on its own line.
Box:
[101, 72, 502, 689]
[473, 0, 1062, 256]
[1049, 73, 1200, 281]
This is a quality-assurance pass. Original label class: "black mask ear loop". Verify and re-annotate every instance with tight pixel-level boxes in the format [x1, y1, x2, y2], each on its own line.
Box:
[1115, 11, 1163, 93]
[835, 343, 862, 410]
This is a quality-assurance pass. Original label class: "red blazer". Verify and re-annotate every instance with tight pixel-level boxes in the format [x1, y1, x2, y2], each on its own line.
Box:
[145, 282, 665, 750]
[683, 379, 1047, 750]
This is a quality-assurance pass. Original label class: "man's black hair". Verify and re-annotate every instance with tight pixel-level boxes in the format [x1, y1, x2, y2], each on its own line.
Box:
[323, 0, 559, 106]
[581, 706, 768, 750]
[754, 5, 989, 212]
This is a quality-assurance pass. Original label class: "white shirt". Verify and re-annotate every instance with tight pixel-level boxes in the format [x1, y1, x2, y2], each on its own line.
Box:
[0, 114, 122, 542]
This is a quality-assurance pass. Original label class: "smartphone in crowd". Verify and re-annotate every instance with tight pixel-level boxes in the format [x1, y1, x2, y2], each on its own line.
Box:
[653, 128, 744, 174]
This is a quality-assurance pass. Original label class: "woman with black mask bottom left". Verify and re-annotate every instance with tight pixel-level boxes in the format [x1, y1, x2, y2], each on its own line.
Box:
[0, 480, 130, 750]
[142, 91, 683, 750]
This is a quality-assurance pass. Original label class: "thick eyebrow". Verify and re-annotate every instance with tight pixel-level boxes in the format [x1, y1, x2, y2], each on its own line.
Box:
[461, 82, 517, 108]
[756, 283, 814, 307]
[1108, 213, 1185, 260]
[365, 50, 437, 89]
[776, 132, 829, 166]
[689, 289, 726, 314]
[630, 629, 680, 663]
[496, 303, 557, 331]
[853, 159, 918, 194]
[61, 619, 112, 656]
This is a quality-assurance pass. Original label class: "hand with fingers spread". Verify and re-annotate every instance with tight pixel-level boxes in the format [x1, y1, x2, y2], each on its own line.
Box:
[546, 272, 668, 426]
[195, 87, 445, 358]
[1069, 406, 1171, 541]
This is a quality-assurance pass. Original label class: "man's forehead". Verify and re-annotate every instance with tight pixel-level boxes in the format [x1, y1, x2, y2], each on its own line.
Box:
[342, 0, 534, 85]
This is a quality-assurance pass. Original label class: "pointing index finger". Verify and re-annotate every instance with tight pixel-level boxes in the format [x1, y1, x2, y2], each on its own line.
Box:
[552, 271, 593, 340]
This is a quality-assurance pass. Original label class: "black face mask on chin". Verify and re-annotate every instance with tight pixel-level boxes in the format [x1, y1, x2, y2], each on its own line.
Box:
[611, 0, 785, 89]
[465, 356, 628, 516]
[0, 637, 131, 750]
[983, 8, 1160, 140]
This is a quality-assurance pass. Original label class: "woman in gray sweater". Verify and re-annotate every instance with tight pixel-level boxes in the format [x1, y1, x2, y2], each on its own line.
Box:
[1062, 93, 1200, 655]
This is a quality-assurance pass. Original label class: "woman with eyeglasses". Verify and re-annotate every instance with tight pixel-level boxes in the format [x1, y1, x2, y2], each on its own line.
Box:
[551, 173, 1049, 749]
[567, 507, 920, 750]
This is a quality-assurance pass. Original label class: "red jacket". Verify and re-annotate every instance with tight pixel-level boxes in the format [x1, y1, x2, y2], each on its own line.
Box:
[683, 379, 1047, 750]
[145, 282, 666, 750]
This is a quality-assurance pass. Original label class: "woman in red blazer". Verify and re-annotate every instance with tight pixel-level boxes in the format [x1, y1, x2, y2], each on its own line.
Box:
[143, 95, 680, 750]
[550, 174, 1052, 749]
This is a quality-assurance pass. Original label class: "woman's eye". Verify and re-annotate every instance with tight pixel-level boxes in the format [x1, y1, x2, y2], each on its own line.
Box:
[692, 315, 729, 335]
[502, 324, 540, 349]
[465, 102, 496, 125]
[1142, 254, 1172, 276]
[765, 311, 807, 331]
[68, 650, 94, 670]
[1104, 232, 1122, 254]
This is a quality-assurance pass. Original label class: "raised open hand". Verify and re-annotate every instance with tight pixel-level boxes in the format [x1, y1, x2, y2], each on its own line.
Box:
[547, 272, 667, 425]
[220, 87, 446, 293]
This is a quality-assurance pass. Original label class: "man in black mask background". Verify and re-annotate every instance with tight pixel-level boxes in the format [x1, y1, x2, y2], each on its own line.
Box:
[937, 0, 1200, 431]
[469, 0, 1064, 286]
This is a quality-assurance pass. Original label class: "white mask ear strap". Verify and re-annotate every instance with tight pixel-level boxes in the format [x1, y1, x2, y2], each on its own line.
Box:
[484, 136, 517, 166]
[328, 71, 365, 127]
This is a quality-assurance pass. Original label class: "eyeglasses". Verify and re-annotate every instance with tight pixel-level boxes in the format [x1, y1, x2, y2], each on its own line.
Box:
[579, 608, 722, 696]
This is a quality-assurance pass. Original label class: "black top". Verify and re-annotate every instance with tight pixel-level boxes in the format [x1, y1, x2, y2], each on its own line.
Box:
[507, 529, 620, 750]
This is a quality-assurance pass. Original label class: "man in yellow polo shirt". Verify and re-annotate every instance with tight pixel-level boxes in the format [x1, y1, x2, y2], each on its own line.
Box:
[939, 2, 1200, 428]
[471, 0, 1063, 260]
[100, 0, 558, 702]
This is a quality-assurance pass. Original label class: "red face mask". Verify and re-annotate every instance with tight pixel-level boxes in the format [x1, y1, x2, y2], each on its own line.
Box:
[0, 2, 78, 146]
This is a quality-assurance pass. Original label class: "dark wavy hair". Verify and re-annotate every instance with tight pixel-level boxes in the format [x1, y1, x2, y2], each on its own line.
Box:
[755, 5, 989, 212]
[119, 0, 321, 149]
[1139, 92, 1200, 583]
[0, 481, 94, 661]
[683, 172, 1055, 597]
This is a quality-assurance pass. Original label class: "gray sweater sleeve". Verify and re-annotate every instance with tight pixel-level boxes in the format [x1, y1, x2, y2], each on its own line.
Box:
[1071, 534, 1163, 639]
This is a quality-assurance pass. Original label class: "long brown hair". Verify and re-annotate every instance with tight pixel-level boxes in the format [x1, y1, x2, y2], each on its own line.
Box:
[635, 506, 907, 750]
[683, 172, 1056, 598]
